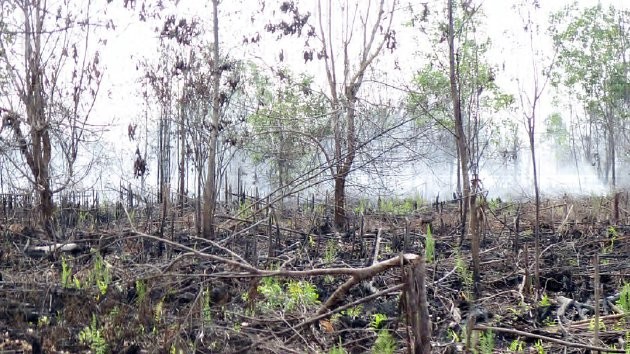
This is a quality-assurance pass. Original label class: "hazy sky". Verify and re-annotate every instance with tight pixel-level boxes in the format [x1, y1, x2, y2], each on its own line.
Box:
[94, 0, 628, 124]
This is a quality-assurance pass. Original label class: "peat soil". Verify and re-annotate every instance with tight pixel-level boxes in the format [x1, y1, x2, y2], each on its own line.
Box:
[1, 194, 630, 353]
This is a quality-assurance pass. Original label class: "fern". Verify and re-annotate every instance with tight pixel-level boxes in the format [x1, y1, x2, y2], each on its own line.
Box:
[478, 329, 494, 354]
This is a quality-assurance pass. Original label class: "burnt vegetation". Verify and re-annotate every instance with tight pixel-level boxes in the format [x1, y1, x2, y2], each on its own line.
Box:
[2, 194, 630, 352]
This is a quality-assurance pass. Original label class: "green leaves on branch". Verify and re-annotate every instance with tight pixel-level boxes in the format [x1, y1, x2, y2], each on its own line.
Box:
[245, 63, 328, 187]
[550, 4, 629, 106]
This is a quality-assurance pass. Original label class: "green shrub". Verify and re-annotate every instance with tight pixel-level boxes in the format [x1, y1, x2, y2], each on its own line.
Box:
[372, 330, 396, 354]
[79, 315, 108, 354]
[617, 283, 630, 313]
[477, 329, 494, 354]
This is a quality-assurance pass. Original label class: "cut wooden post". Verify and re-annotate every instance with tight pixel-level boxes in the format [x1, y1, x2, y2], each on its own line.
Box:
[405, 256, 431, 353]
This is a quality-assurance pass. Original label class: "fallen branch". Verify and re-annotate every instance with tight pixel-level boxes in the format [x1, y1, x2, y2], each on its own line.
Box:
[25, 242, 82, 258]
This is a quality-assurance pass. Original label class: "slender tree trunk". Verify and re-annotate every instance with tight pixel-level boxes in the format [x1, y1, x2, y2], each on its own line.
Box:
[178, 91, 186, 216]
[529, 123, 540, 294]
[448, 0, 479, 296]
[202, 0, 222, 239]
[447, 1, 470, 244]
[333, 96, 357, 229]
[608, 118, 619, 222]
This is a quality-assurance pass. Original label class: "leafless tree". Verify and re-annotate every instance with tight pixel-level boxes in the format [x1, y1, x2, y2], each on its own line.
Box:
[202, 0, 223, 239]
[0, 0, 103, 238]
[317, 0, 396, 228]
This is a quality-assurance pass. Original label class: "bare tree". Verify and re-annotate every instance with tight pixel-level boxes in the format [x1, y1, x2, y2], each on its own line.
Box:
[202, 0, 223, 239]
[0, 0, 103, 238]
[317, 0, 396, 228]
[516, 0, 557, 296]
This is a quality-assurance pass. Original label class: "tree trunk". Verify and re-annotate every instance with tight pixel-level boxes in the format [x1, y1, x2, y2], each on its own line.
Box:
[202, 0, 222, 239]
[178, 91, 186, 216]
[24, 2, 55, 238]
[406, 258, 431, 353]
[448, 0, 479, 295]
[448, 0, 470, 246]
[333, 97, 356, 229]
[333, 173, 347, 228]
[608, 118, 618, 222]
[529, 126, 540, 294]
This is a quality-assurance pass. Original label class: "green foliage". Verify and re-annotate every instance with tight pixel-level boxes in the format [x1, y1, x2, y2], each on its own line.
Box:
[286, 280, 319, 311]
[257, 277, 284, 309]
[477, 329, 494, 354]
[486, 197, 501, 212]
[447, 328, 461, 342]
[61, 256, 72, 288]
[492, 93, 515, 111]
[89, 253, 111, 296]
[407, 65, 452, 126]
[245, 63, 328, 188]
[617, 283, 630, 313]
[38, 315, 50, 328]
[544, 113, 569, 147]
[378, 197, 419, 215]
[370, 313, 388, 330]
[354, 198, 370, 214]
[455, 249, 473, 290]
[372, 330, 396, 354]
[539, 293, 551, 307]
[425, 224, 435, 263]
[549, 4, 630, 144]
[329, 338, 348, 354]
[255, 277, 320, 313]
[509, 338, 524, 353]
[543, 317, 555, 327]
[203, 288, 212, 325]
[550, 4, 628, 97]
[343, 305, 363, 319]
[588, 317, 607, 332]
[236, 199, 253, 219]
[324, 239, 338, 264]
[79, 315, 108, 354]
[533, 339, 545, 354]
[169, 344, 182, 354]
[605, 226, 619, 254]
[543, 112, 572, 161]
[154, 298, 164, 324]
[135, 280, 147, 305]
[407, 1, 514, 169]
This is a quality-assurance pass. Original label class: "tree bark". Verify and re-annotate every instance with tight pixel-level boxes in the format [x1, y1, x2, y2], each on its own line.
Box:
[178, 89, 186, 216]
[406, 257, 432, 353]
[529, 119, 540, 293]
[202, 0, 222, 239]
[333, 173, 347, 228]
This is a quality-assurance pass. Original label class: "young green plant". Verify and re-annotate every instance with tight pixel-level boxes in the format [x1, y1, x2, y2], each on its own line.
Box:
[425, 224, 435, 263]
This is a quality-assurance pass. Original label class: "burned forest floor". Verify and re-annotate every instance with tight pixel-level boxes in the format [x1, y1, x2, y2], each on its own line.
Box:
[2, 193, 630, 353]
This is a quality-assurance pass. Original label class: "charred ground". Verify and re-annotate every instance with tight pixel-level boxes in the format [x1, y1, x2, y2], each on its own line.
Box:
[1, 193, 630, 353]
